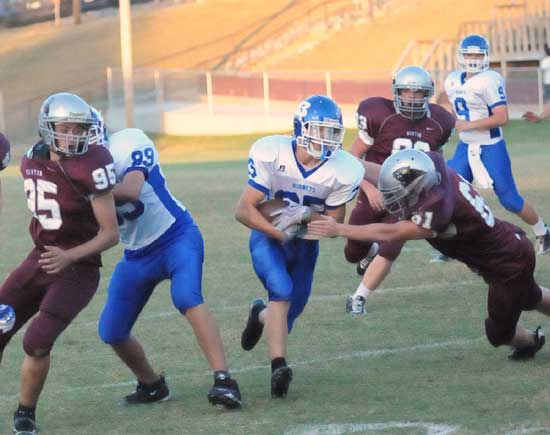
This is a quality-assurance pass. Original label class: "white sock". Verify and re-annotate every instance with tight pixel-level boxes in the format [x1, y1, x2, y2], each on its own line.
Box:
[354, 283, 372, 299]
[532, 218, 548, 237]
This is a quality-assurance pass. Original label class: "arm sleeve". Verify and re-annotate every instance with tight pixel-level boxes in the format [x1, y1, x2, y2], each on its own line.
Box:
[356, 98, 384, 145]
[118, 141, 159, 180]
[484, 73, 507, 109]
[247, 141, 274, 195]
[79, 146, 117, 195]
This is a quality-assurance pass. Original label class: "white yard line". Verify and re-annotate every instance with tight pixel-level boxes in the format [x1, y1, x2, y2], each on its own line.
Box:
[284, 421, 458, 435]
[0, 336, 484, 400]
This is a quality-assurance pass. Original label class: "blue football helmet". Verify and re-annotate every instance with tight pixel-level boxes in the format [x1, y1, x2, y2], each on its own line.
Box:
[89, 106, 107, 146]
[458, 34, 490, 73]
[293, 95, 345, 161]
[0, 304, 15, 333]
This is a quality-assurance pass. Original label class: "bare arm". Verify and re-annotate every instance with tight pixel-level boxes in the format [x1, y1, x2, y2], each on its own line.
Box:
[112, 170, 145, 203]
[39, 191, 119, 273]
[523, 104, 550, 123]
[235, 185, 286, 242]
[350, 134, 371, 159]
[456, 104, 508, 132]
[308, 215, 434, 241]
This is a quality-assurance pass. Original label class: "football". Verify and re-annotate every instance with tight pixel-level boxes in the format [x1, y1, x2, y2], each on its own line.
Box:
[257, 198, 321, 240]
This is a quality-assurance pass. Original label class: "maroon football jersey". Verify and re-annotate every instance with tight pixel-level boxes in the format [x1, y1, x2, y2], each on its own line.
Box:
[0, 132, 10, 170]
[20, 143, 115, 265]
[410, 152, 528, 282]
[356, 97, 455, 165]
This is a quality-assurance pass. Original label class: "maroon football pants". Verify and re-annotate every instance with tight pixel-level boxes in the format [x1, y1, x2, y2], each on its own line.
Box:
[485, 234, 543, 347]
[0, 248, 99, 356]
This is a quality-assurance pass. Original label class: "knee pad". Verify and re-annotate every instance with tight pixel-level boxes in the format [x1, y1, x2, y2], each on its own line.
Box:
[23, 312, 67, 356]
[98, 315, 130, 345]
[485, 317, 516, 347]
[344, 240, 373, 264]
[378, 241, 404, 262]
[497, 190, 524, 213]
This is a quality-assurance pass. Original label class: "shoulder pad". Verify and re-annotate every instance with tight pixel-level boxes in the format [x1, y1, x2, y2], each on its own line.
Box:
[26, 142, 50, 160]
[330, 150, 365, 185]
[250, 135, 289, 162]
[108, 128, 155, 161]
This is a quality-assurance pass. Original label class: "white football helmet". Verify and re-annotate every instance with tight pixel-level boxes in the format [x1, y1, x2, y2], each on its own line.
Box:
[378, 149, 440, 218]
[38, 92, 96, 156]
[392, 66, 434, 120]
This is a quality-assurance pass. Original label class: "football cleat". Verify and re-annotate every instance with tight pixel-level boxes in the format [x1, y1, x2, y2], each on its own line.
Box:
[13, 409, 37, 435]
[241, 298, 266, 351]
[271, 366, 293, 398]
[356, 242, 379, 275]
[535, 228, 550, 255]
[207, 371, 242, 409]
[429, 253, 450, 263]
[122, 374, 171, 405]
[346, 295, 366, 316]
[0, 304, 16, 333]
[509, 326, 545, 361]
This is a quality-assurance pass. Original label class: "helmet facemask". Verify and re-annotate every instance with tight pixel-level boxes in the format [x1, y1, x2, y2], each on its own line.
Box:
[393, 87, 432, 120]
[458, 51, 489, 73]
[296, 119, 345, 161]
[40, 121, 93, 156]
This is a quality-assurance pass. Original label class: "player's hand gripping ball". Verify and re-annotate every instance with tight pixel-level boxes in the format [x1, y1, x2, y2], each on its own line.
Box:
[0, 304, 15, 333]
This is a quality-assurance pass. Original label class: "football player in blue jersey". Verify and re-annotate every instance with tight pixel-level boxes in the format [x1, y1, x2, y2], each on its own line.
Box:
[97, 126, 241, 409]
[445, 33, 550, 254]
[235, 95, 365, 398]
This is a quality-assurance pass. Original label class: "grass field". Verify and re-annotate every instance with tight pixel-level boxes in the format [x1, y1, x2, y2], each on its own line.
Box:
[0, 121, 550, 434]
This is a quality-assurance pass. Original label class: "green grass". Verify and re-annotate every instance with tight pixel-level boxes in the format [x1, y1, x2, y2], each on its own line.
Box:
[0, 122, 550, 434]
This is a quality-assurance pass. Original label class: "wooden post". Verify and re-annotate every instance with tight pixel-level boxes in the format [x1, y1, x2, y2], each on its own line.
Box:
[119, 0, 135, 127]
[53, 0, 61, 26]
[263, 72, 270, 115]
[206, 71, 213, 114]
[73, 0, 81, 25]
[325, 71, 332, 98]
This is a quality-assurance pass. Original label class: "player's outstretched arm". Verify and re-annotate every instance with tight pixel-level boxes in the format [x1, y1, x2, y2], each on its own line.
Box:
[38, 191, 119, 274]
[235, 185, 286, 242]
[523, 105, 550, 123]
[308, 215, 434, 241]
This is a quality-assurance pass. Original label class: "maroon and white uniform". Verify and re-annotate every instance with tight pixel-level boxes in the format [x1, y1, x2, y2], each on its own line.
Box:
[0, 142, 115, 355]
[0, 132, 10, 170]
[346, 97, 455, 262]
[411, 152, 542, 346]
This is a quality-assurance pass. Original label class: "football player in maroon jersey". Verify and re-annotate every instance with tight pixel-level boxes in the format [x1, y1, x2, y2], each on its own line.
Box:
[309, 149, 550, 360]
[0, 93, 119, 434]
[344, 65, 455, 316]
[0, 132, 10, 213]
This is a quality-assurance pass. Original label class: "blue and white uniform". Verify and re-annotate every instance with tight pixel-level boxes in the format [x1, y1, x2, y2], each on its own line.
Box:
[99, 129, 203, 344]
[445, 70, 524, 212]
[247, 135, 364, 331]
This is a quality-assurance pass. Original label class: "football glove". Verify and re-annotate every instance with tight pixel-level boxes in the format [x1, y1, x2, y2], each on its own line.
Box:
[271, 203, 311, 231]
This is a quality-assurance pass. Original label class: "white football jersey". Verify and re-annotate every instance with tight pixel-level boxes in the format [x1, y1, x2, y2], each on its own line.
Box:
[107, 128, 187, 251]
[247, 135, 364, 211]
[444, 70, 507, 145]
